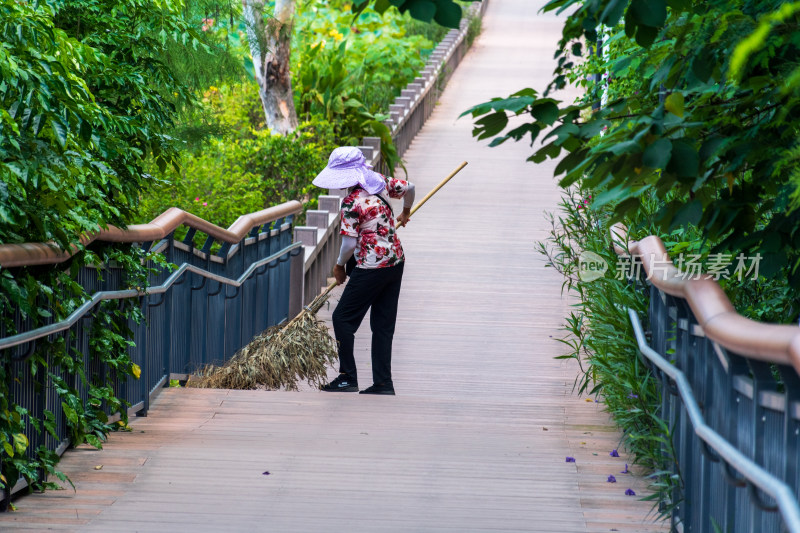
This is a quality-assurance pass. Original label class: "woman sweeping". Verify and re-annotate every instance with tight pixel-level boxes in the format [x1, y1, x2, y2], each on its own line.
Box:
[312, 147, 415, 395]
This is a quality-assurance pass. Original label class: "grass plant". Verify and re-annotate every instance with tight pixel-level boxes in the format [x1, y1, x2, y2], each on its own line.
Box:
[538, 188, 678, 518]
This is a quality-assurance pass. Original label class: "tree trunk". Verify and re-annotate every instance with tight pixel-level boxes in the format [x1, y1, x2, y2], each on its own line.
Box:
[242, 0, 298, 135]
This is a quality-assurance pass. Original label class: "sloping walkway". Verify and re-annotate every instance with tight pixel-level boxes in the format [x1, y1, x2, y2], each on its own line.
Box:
[0, 1, 667, 531]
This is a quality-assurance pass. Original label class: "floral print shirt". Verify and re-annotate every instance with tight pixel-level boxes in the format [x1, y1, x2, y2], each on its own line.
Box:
[340, 175, 410, 269]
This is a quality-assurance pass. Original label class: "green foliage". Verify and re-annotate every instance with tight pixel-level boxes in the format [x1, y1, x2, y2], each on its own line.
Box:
[662, 225, 800, 324]
[294, 41, 398, 143]
[1, 0, 190, 248]
[138, 120, 337, 230]
[351, 0, 470, 28]
[136, 65, 339, 231]
[245, 122, 339, 207]
[295, 2, 434, 111]
[0, 0, 205, 494]
[538, 189, 677, 516]
[404, 12, 451, 43]
[158, 1, 247, 93]
[0, 245, 154, 495]
[292, 0, 434, 171]
[729, 2, 800, 84]
[465, 1, 800, 288]
[139, 0, 443, 225]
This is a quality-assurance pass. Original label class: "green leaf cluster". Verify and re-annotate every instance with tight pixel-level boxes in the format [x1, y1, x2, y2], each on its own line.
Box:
[0, 0, 209, 496]
[0, 245, 157, 497]
[158, 1, 248, 94]
[293, 1, 435, 171]
[137, 119, 339, 236]
[537, 188, 677, 516]
[467, 0, 800, 287]
[0, 0, 200, 249]
[352, 0, 470, 28]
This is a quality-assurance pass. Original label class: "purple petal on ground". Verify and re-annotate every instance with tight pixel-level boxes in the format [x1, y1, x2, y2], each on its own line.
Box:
[621, 463, 629, 474]
[262, 471, 271, 475]
[625, 488, 636, 496]
[610, 449, 620, 457]
[607, 475, 617, 483]
[565, 456, 576, 463]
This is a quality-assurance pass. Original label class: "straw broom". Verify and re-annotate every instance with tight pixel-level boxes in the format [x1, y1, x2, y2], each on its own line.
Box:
[190, 161, 468, 391]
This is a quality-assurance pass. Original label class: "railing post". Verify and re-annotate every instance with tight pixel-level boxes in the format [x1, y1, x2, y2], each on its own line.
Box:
[362, 137, 381, 157]
[305, 210, 329, 230]
[318, 195, 342, 215]
[294, 226, 319, 249]
[288, 245, 305, 319]
[356, 146, 373, 161]
[162, 241, 173, 391]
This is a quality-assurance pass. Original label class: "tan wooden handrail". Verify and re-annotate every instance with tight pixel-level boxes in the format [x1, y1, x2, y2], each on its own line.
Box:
[611, 223, 800, 371]
[0, 200, 303, 268]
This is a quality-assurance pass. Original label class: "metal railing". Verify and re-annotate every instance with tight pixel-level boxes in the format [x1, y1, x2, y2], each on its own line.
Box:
[614, 225, 800, 532]
[0, 201, 304, 498]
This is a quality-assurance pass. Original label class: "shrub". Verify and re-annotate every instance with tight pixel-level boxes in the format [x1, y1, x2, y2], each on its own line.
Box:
[538, 188, 675, 516]
[138, 119, 337, 231]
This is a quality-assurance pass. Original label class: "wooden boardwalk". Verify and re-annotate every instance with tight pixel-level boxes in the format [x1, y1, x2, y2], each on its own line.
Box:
[0, 1, 667, 531]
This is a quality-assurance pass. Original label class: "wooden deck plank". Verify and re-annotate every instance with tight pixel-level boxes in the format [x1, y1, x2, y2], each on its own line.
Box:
[0, 0, 667, 530]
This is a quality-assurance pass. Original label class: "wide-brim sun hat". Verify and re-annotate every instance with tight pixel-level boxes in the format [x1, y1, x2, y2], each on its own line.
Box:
[312, 146, 386, 195]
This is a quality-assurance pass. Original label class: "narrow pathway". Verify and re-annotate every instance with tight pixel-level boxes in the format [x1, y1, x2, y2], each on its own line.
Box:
[0, 1, 666, 531]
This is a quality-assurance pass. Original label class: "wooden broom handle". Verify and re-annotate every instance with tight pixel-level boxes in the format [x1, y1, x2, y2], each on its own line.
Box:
[319, 161, 469, 294]
[407, 161, 467, 218]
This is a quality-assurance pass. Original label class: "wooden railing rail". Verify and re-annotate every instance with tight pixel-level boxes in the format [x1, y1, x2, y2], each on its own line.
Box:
[0, 201, 303, 268]
[612, 223, 800, 371]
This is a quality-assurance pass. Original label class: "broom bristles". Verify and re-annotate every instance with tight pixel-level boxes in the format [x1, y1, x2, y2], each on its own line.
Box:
[189, 295, 339, 390]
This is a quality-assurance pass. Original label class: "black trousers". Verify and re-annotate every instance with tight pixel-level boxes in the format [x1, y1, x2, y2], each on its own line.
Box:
[332, 262, 404, 385]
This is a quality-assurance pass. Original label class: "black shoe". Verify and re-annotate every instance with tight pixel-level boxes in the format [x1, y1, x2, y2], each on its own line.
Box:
[359, 382, 395, 395]
[321, 374, 359, 392]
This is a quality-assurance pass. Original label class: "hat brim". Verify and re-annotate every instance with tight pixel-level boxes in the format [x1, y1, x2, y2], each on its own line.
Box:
[312, 167, 362, 190]
[313, 167, 386, 195]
